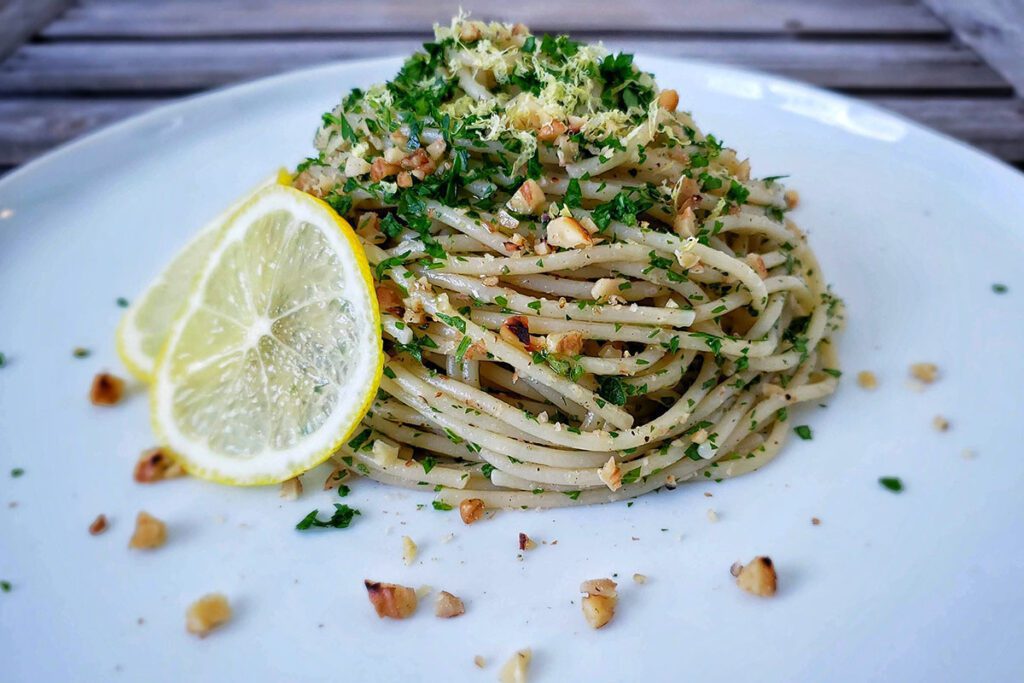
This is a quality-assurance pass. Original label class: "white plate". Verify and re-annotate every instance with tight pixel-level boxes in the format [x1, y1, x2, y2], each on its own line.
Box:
[1, 56, 1022, 682]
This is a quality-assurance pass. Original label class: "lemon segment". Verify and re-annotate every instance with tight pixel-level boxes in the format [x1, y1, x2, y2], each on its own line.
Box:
[151, 185, 382, 485]
[116, 171, 288, 382]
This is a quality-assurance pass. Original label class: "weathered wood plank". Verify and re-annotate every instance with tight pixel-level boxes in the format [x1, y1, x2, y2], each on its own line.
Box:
[0, 98, 159, 165]
[0, 0, 72, 61]
[0, 38, 1009, 95]
[3, 97, 1022, 167]
[924, 0, 1024, 94]
[42, 0, 948, 38]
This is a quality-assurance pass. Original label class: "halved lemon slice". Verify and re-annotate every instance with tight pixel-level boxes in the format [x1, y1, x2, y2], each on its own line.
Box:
[117, 170, 293, 382]
[151, 184, 382, 485]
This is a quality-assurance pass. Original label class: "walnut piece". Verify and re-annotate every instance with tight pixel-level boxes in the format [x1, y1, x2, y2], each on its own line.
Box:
[129, 511, 167, 550]
[435, 590, 465, 618]
[507, 179, 546, 215]
[402, 536, 418, 567]
[546, 216, 592, 249]
[186, 593, 232, 637]
[364, 580, 418, 619]
[498, 649, 532, 683]
[580, 578, 618, 629]
[598, 456, 622, 492]
[658, 89, 679, 111]
[909, 362, 939, 384]
[90, 372, 125, 406]
[459, 498, 485, 525]
[133, 447, 185, 483]
[856, 370, 878, 390]
[735, 556, 777, 597]
[279, 477, 302, 500]
[88, 514, 108, 536]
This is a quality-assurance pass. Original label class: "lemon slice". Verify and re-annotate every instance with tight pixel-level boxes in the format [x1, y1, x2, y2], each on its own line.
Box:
[117, 170, 292, 382]
[151, 184, 382, 485]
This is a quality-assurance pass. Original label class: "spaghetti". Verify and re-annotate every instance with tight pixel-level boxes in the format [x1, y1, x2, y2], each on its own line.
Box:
[293, 16, 844, 509]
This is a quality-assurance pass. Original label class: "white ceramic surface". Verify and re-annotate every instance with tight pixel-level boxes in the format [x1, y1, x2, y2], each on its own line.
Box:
[1, 56, 1022, 683]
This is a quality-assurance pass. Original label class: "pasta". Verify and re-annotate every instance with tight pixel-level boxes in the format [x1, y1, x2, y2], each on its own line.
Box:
[293, 16, 844, 509]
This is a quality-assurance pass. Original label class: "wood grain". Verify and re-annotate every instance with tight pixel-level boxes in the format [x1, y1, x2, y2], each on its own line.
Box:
[0, 0, 71, 61]
[924, 0, 1024, 93]
[3, 96, 1022, 167]
[0, 38, 1008, 95]
[42, 0, 948, 38]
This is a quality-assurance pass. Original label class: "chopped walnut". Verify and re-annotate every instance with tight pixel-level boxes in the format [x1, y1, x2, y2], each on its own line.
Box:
[370, 157, 401, 181]
[89, 514, 108, 536]
[533, 239, 552, 256]
[546, 216, 592, 249]
[811, 517, 821, 526]
[90, 372, 125, 406]
[133, 447, 185, 483]
[909, 362, 939, 384]
[673, 206, 696, 238]
[396, 171, 413, 188]
[279, 477, 302, 500]
[735, 556, 777, 597]
[932, 415, 950, 432]
[186, 593, 232, 637]
[364, 580, 418, 619]
[426, 138, 447, 160]
[435, 590, 465, 618]
[580, 578, 618, 629]
[544, 331, 583, 356]
[518, 532, 536, 551]
[356, 212, 385, 244]
[474, 655, 486, 669]
[129, 511, 167, 550]
[402, 536, 418, 567]
[784, 189, 800, 209]
[344, 154, 371, 178]
[499, 315, 544, 352]
[537, 119, 568, 142]
[598, 456, 622, 491]
[658, 89, 679, 111]
[856, 370, 878, 390]
[323, 465, 348, 490]
[459, 498, 485, 525]
[375, 283, 405, 317]
[507, 179, 546, 215]
[498, 649, 531, 683]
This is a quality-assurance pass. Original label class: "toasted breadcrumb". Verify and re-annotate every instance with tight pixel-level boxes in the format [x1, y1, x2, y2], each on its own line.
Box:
[435, 590, 465, 618]
[88, 514, 108, 536]
[279, 477, 302, 500]
[811, 517, 821, 526]
[128, 511, 166, 550]
[364, 580, 418, 619]
[474, 655, 486, 669]
[706, 508, 719, 523]
[186, 594, 231, 637]
[784, 189, 800, 209]
[498, 649, 532, 683]
[90, 372, 125, 406]
[909, 362, 939, 384]
[402, 536, 418, 566]
[856, 371, 878, 390]
[932, 415, 950, 432]
[735, 556, 778, 597]
[632, 573, 647, 584]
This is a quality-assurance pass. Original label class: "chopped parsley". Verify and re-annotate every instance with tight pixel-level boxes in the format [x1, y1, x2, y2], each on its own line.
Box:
[794, 425, 812, 440]
[296, 504, 361, 530]
[878, 477, 904, 493]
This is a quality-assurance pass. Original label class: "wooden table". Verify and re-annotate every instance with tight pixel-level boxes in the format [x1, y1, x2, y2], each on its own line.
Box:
[2, 0, 1023, 176]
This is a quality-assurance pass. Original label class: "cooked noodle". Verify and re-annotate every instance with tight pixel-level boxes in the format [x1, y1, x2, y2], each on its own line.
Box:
[293, 16, 844, 509]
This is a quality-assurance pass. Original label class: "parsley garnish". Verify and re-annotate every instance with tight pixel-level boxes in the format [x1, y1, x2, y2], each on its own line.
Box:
[878, 477, 903, 493]
[296, 504, 360, 530]
[794, 425, 812, 440]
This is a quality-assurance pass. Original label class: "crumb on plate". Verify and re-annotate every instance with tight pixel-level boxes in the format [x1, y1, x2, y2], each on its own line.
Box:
[128, 511, 166, 550]
[364, 580, 417, 619]
[735, 556, 777, 597]
[89, 514, 108, 536]
[90, 372, 125, 406]
[186, 593, 231, 637]
[435, 590, 465, 618]
[856, 371, 878, 390]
